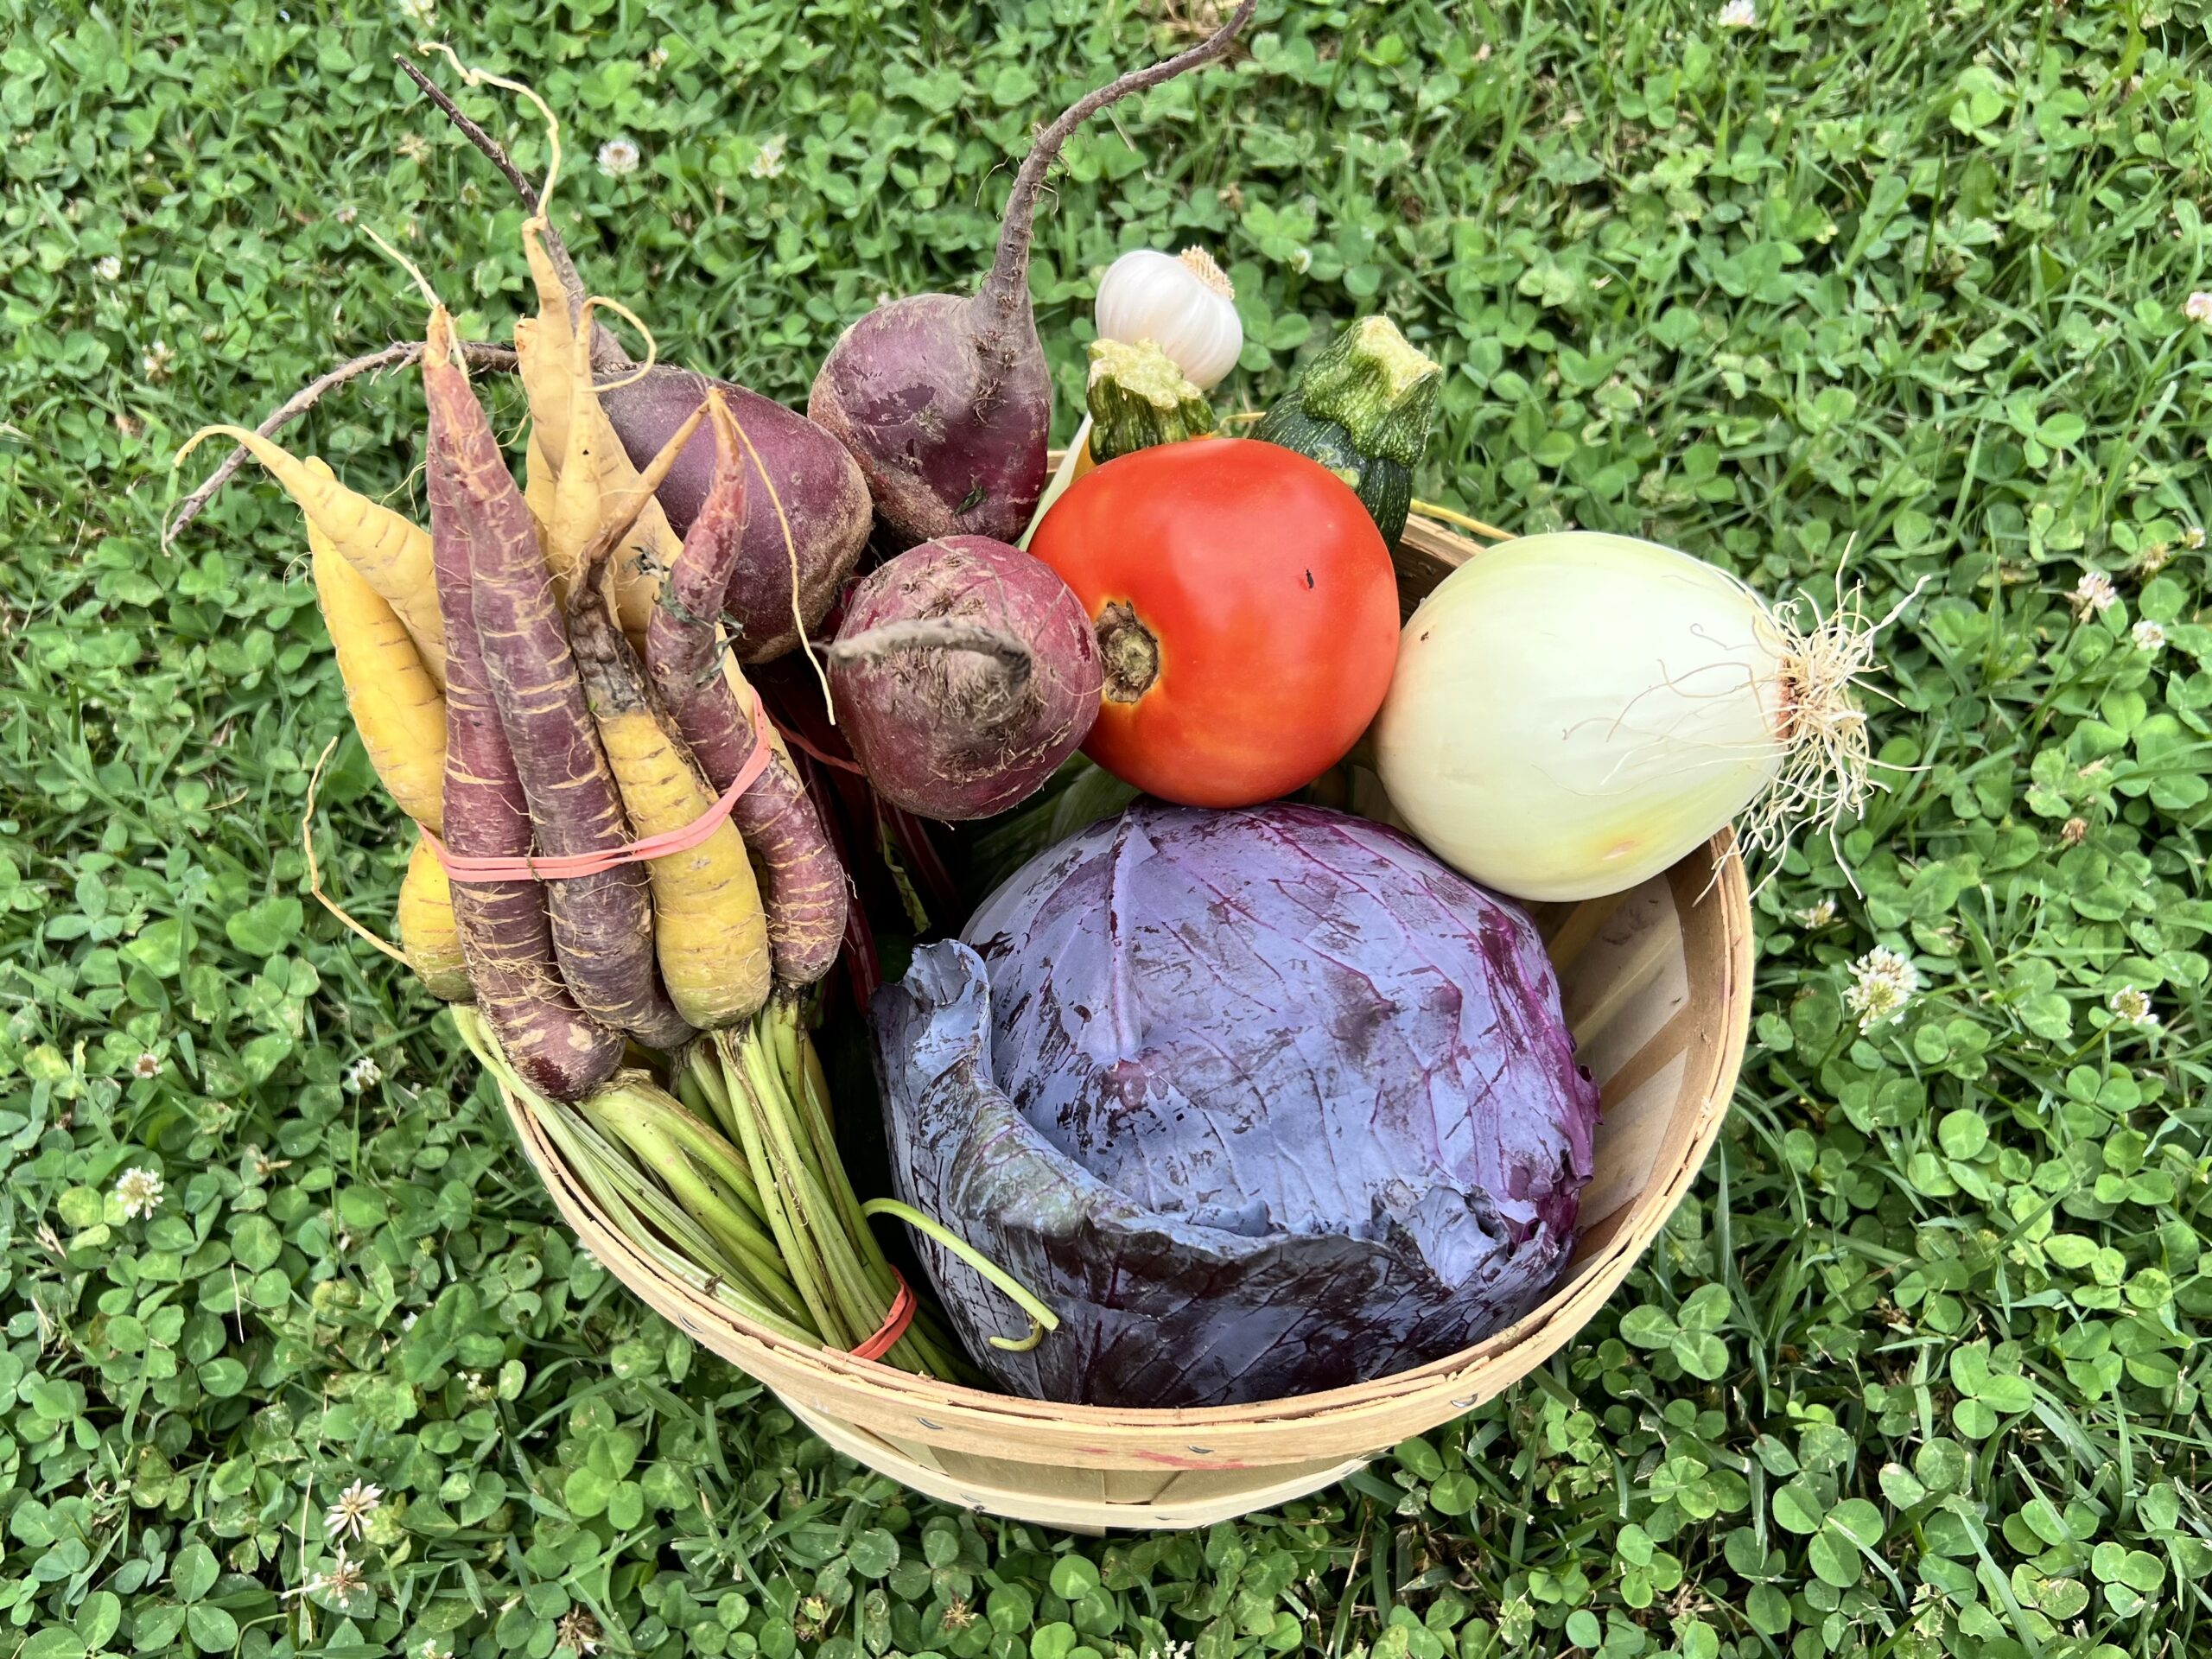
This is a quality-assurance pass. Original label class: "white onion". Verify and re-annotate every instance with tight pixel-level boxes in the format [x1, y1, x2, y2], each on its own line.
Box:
[1374, 531, 1885, 901]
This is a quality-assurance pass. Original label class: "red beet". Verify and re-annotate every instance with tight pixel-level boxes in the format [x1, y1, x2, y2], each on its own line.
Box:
[596, 368, 872, 661]
[827, 538, 1103, 821]
[807, 2, 1256, 547]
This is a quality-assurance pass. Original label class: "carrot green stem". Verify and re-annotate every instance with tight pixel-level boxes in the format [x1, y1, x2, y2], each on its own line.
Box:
[575, 1089, 802, 1319]
[715, 1029, 852, 1347]
[631, 1088, 772, 1224]
[736, 1007, 956, 1376]
[862, 1198, 1059, 1352]
[737, 1033, 884, 1345]
[767, 1010, 953, 1372]
[674, 1063, 717, 1128]
[454, 1008, 818, 1342]
[681, 1039, 743, 1144]
[461, 1005, 974, 1379]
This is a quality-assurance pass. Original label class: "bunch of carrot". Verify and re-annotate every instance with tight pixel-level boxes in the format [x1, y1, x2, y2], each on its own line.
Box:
[178, 296, 843, 1095]
[163, 77, 1021, 1377]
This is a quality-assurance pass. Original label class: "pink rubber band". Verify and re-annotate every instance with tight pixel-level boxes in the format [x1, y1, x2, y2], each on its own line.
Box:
[426, 688, 775, 883]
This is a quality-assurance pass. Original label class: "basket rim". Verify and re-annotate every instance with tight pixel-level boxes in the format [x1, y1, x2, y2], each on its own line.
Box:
[501, 829, 1754, 1433]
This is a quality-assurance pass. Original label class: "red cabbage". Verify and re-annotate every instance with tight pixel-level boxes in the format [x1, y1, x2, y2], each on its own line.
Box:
[872, 801, 1599, 1408]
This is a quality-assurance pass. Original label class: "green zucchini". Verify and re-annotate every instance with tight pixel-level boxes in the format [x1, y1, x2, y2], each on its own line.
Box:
[1085, 338, 1217, 464]
[1252, 316, 1440, 546]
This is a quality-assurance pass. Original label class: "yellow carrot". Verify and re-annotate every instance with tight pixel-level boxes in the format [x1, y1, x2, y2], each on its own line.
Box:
[514, 220, 586, 548]
[175, 425, 448, 688]
[305, 461, 448, 833]
[517, 319, 562, 535]
[547, 330, 607, 599]
[528, 300, 707, 612]
[520, 224, 579, 457]
[524, 423, 558, 548]
[539, 300, 689, 650]
[397, 837, 472, 1001]
[570, 569, 771, 1030]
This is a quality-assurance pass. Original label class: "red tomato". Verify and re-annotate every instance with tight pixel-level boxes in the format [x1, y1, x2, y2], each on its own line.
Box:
[1029, 438, 1400, 808]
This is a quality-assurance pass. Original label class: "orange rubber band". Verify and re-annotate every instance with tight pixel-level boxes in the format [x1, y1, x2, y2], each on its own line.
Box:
[849, 1268, 916, 1363]
[425, 688, 776, 882]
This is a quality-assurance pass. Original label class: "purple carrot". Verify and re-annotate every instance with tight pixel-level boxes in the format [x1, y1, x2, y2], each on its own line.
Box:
[421, 310, 624, 1099]
[645, 394, 849, 988]
[423, 312, 692, 1052]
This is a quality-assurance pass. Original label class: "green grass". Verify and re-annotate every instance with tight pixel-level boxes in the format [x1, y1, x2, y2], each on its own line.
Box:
[3, 0, 2211, 1656]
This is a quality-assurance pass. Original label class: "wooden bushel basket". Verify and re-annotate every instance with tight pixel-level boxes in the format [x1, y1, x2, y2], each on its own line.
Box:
[501, 508, 1756, 1532]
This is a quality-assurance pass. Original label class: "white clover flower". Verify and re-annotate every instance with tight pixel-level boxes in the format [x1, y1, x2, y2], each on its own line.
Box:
[2108, 986, 2159, 1029]
[597, 137, 642, 179]
[325, 1552, 367, 1598]
[115, 1167, 165, 1220]
[142, 340, 175, 382]
[130, 1051, 162, 1079]
[343, 1055, 383, 1094]
[1287, 246, 1313, 275]
[334, 204, 359, 226]
[1796, 899, 1837, 929]
[94, 255, 122, 283]
[556, 1610, 602, 1655]
[2060, 817, 2089, 847]
[2072, 569, 2117, 615]
[1717, 0, 1758, 25]
[397, 0, 435, 25]
[2133, 620, 2167, 652]
[2185, 526, 2206, 551]
[397, 132, 431, 164]
[748, 134, 787, 181]
[2187, 291, 2212, 325]
[644, 46, 670, 74]
[325, 1478, 384, 1541]
[1844, 946, 1920, 1031]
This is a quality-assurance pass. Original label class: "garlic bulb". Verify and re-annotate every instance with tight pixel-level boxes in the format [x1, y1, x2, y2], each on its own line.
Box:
[1094, 247, 1243, 390]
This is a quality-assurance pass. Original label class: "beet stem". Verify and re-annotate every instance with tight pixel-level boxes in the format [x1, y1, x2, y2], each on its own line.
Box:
[825, 620, 1035, 689]
[165, 338, 518, 549]
[980, 0, 1260, 318]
